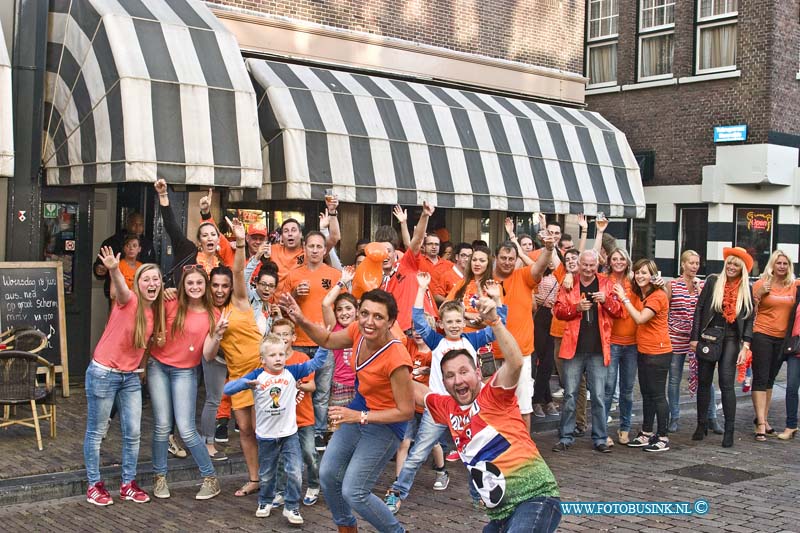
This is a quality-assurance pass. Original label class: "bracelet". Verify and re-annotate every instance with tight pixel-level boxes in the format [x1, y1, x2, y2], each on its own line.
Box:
[336, 280, 346, 289]
[236, 240, 245, 247]
[328, 211, 338, 216]
[488, 316, 502, 327]
[360, 410, 369, 425]
[622, 298, 630, 304]
[158, 193, 168, 197]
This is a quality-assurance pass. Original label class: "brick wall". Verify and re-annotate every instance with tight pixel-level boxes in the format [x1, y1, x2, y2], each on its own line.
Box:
[587, 0, 791, 187]
[209, 0, 585, 74]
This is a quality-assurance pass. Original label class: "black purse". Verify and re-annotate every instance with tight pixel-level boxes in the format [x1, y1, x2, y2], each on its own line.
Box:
[696, 325, 724, 363]
[784, 336, 800, 356]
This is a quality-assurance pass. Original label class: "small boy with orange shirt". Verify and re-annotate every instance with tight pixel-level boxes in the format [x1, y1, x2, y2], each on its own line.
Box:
[117, 235, 142, 291]
[270, 319, 322, 508]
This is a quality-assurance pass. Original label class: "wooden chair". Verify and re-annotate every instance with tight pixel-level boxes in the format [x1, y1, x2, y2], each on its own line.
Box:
[0, 350, 57, 450]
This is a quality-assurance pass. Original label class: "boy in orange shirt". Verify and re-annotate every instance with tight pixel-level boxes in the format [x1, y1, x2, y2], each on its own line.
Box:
[269, 319, 322, 509]
[115, 235, 142, 294]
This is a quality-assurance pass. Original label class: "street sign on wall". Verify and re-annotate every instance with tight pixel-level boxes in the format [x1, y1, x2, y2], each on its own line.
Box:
[714, 125, 747, 143]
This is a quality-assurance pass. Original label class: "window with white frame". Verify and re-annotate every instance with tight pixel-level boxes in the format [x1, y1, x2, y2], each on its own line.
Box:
[586, 0, 619, 87]
[696, 0, 738, 74]
[638, 0, 675, 80]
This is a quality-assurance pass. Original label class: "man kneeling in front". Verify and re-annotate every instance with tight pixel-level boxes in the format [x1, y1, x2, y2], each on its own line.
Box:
[414, 295, 561, 532]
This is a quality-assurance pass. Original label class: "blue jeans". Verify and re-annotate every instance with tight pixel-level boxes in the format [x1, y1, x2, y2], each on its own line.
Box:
[668, 352, 717, 423]
[320, 422, 403, 532]
[147, 358, 215, 478]
[483, 496, 562, 533]
[786, 356, 800, 429]
[605, 344, 637, 432]
[312, 349, 335, 437]
[276, 425, 320, 493]
[83, 361, 142, 485]
[257, 433, 302, 510]
[559, 352, 608, 446]
[391, 410, 447, 500]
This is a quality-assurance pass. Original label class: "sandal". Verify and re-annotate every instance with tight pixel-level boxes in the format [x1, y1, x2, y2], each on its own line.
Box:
[234, 480, 260, 497]
[754, 422, 767, 442]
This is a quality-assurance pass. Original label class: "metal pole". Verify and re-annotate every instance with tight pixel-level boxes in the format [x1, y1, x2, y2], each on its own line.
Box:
[6, 0, 47, 260]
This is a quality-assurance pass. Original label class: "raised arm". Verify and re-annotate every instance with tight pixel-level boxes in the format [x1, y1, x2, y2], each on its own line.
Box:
[203, 308, 230, 361]
[98, 246, 132, 306]
[592, 216, 609, 254]
[226, 216, 250, 310]
[392, 205, 412, 250]
[323, 195, 341, 253]
[322, 266, 354, 329]
[612, 283, 655, 325]
[280, 293, 353, 350]
[478, 297, 522, 388]
[576, 214, 588, 252]
[408, 201, 434, 255]
[530, 234, 555, 281]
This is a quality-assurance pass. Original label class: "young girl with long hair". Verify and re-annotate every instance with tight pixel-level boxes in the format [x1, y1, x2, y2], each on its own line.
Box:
[147, 267, 231, 500]
[322, 266, 359, 413]
[613, 259, 673, 452]
[84, 249, 165, 506]
[690, 248, 754, 447]
[449, 245, 494, 330]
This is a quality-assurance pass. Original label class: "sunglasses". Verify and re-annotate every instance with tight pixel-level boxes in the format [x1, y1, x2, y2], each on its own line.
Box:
[182, 264, 205, 273]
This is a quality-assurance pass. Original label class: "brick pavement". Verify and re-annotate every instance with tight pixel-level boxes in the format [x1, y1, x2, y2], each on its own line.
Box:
[0, 395, 798, 532]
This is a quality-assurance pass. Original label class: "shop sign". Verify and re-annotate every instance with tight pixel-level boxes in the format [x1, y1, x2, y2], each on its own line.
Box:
[44, 203, 59, 218]
[714, 125, 747, 143]
[746, 210, 772, 232]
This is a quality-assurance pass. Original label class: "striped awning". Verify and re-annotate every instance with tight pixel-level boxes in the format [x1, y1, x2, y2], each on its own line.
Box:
[0, 22, 13, 178]
[42, 0, 262, 187]
[244, 59, 645, 217]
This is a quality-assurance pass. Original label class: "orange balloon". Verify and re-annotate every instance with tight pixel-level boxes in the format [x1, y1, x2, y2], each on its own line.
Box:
[352, 242, 388, 299]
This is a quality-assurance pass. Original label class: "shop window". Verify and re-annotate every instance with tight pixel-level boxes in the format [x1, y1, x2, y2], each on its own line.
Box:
[735, 207, 774, 277]
[638, 0, 675, 81]
[696, 0, 737, 74]
[630, 205, 657, 262]
[586, 0, 619, 87]
[678, 206, 709, 276]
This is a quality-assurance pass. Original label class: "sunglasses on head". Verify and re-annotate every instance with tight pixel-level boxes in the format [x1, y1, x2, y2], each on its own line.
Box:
[182, 264, 205, 273]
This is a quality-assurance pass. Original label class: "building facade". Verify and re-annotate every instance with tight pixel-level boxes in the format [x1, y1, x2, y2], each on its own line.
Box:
[585, 0, 800, 276]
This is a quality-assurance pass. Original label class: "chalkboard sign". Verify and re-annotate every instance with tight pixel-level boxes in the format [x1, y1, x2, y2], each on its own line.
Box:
[0, 261, 70, 396]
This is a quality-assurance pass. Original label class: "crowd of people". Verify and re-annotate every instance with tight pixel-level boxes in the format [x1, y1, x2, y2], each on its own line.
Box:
[84, 180, 800, 532]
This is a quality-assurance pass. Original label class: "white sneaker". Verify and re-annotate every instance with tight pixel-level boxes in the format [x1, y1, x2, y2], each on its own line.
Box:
[552, 388, 564, 399]
[255, 503, 272, 517]
[283, 507, 304, 525]
[272, 493, 285, 507]
[303, 487, 319, 506]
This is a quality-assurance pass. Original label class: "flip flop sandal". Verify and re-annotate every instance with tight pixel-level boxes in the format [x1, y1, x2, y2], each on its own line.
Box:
[235, 480, 260, 497]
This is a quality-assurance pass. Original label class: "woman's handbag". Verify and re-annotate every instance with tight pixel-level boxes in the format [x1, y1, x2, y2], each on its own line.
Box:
[783, 335, 800, 356]
[696, 325, 725, 363]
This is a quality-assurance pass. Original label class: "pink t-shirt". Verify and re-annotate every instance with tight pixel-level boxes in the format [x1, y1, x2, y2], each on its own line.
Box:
[149, 300, 214, 369]
[333, 323, 356, 386]
[93, 293, 153, 372]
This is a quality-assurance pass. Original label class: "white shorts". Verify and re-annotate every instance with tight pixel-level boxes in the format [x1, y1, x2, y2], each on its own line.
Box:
[515, 355, 533, 414]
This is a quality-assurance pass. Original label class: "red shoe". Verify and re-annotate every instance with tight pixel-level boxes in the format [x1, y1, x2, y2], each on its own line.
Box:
[86, 481, 114, 506]
[119, 480, 150, 503]
[445, 450, 460, 462]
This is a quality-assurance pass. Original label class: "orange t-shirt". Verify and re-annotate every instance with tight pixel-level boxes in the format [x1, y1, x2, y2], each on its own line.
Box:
[635, 289, 672, 355]
[418, 254, 441, 275]
[433, 263, 463, 299]
[271, 244, 305, 282]
[753, 279, 800, 338]
[287, 350, 315, 428]
[493, 267, 538, 358]
[384, 251, 438, 331]
[347, 322, 412, 411]
[281, 263, 342, 346]
[118, 260, 142, 290]
[610, 277, 638, 345]
[549, 315, 566, 338]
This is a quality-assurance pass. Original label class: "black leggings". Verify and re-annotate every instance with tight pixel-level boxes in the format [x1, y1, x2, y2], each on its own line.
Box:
[532, 307, 555, 404]
[751, 332, 784, 391]
[638, 353, 672, 437]
[697, 337, 738, 429]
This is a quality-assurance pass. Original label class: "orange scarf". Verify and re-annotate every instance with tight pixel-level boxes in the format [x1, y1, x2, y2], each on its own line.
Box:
[722, 278, 741, 323]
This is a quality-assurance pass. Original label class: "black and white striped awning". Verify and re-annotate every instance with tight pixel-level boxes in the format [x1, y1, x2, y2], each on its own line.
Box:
[244, 59, 645, 217]
[42, 0, 262, 187]
[0, 22, 12, 178]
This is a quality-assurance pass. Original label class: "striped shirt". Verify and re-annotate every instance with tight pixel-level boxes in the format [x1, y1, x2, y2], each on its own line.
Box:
[536, 274, 559, 308]
[668, 278, 703, 354]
